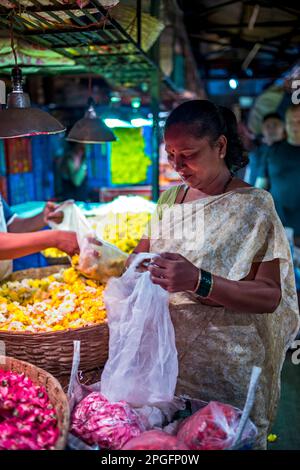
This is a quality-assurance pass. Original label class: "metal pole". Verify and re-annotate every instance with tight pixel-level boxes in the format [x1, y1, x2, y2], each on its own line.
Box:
[150, 0, 160, 202]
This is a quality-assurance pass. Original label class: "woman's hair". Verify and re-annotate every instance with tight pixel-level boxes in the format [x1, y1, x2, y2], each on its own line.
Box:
[165, 100, 248, 172]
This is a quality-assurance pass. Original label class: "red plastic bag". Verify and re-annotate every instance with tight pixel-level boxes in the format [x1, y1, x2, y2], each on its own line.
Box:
[177, 401, 250, 450]
[122, 430, 188, 450]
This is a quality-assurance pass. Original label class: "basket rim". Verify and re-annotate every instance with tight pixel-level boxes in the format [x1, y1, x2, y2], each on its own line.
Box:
[0, 321, 107, 337]
[0, 354, 69, 390]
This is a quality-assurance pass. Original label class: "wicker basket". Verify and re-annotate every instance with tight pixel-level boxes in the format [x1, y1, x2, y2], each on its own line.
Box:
[0, 266, 109, 383]
[0, 355, 69, 450]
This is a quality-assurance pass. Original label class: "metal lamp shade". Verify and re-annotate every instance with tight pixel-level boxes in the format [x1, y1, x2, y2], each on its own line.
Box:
[67, 100, 116, 144]
[0, 108, 66, 139]
[0, 66, 65, 138]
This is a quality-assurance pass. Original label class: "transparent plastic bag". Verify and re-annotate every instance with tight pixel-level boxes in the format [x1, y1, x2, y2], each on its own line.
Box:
[176, 401, 255, 450]
[48, 201, 128, 282]
[48, 200, 91, 245]
[67, 343, 258, 450]
[100, 253, 179, 406]
[177, 366, 261, 450]
[77, 237, 128, 283]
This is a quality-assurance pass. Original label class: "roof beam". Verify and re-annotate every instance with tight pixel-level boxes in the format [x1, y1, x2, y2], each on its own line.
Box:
[188, 20, 299, 31]
[179, 0, 241, 18]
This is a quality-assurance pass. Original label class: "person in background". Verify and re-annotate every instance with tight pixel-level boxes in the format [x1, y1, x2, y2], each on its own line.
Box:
[0, 194, 79, 281]
[256, 105, 300, 244]
[60, 142, 88, 201]
[244, 112, 285, 186]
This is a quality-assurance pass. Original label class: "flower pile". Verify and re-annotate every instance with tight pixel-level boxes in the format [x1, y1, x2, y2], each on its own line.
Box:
[0, 369, 59, 450]
[0, 268, 106, 332]
[101, 211, 151, 254]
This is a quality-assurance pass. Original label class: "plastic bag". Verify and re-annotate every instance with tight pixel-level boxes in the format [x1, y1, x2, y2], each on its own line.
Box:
[100, 253, 178, 406]
[67, 343, 258, 450]
[48, 201, 128, 282]
[71, 391, 144, 450]
[67, 341, 182, 450]
[122, 430, 187, 450]
[177, 401, 257, 450]
[48, 200, 91, 245]
[77, 237, 128, 283]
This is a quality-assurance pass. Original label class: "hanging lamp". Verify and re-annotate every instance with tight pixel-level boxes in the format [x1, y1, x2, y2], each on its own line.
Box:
[0, 66, 65, 139]
[0, 19, 65, 139]
[67, 53, 116, 144]
[67, 96, 116, 143]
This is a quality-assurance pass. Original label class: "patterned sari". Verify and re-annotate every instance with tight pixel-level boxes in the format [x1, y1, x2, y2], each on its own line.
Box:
[149, 186, 299, 449]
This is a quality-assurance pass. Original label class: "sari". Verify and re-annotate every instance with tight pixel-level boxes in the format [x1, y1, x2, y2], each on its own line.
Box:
[148, 186, 299, 449]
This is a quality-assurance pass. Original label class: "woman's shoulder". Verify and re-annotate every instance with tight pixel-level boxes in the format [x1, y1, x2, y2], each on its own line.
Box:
[157, 185, 182, 206]
[230, 177, 252, 190]
[230, 179, 275, 209]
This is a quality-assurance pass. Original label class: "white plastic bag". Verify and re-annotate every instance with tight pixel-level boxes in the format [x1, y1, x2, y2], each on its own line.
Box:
[48, 200, 91, 245]
[100, 253, 178, 407]
[49, 201, 127, 282]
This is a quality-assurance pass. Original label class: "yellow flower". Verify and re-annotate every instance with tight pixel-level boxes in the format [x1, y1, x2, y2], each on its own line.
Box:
[42, 248, 67, 258]
[0, 268, 107, 333]
[267, 434, 278, 443]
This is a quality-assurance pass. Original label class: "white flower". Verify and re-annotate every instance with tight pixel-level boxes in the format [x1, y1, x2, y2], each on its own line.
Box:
[58, 302, 75, 315]
[57, 290, 70, 299]
[0, 313, 6, 323]
[0, 303, 7, 314]
[9, 321, 24, 329]
[85, 286, 97, 294]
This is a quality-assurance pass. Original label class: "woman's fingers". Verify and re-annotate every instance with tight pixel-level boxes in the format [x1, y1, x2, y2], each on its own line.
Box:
[151, 256, 169, 268]
[150, 276, 169, 288]
[148, 264, 166, 278]
[151, 252, 181, 268]
[159, 252, 181, 261]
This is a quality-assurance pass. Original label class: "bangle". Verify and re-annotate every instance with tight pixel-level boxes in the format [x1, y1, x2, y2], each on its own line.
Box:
[193, 269, 201, 292]
[195, 269, 214, 298]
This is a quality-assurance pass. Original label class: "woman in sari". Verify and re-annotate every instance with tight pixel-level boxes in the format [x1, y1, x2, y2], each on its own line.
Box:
[128, 100, 299, 449]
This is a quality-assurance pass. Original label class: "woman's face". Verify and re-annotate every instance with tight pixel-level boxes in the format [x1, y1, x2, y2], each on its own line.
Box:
[164, 124, 227, 190]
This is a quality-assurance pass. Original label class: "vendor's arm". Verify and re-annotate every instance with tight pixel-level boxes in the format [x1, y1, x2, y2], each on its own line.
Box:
[0, 230, 79, 260]
[149, 253, 281, 314]
[8, 202, 64, 233]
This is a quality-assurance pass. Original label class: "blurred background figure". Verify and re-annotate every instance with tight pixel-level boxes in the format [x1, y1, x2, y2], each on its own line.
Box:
[255, 105, 300, 245]
[244, 113, 285, 186]
[59, 142, 88, 201]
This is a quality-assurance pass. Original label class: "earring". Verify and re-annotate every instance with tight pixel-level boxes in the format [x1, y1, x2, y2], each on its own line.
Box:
[220, 153, 225, 158]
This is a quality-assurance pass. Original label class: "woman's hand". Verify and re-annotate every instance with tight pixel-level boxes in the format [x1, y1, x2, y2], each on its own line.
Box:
[53, 231, 79, 257]
[125, 253, 152, 272]
[148, 252, 199, 292]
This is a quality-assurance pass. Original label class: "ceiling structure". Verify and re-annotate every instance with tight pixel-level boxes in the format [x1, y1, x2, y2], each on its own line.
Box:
[177, 0, 300, 80]
[0, 0, 174, 88]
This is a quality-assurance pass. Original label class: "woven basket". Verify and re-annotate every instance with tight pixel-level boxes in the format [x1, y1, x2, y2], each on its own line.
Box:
[0, 266, 109, 383]
[0, 355, 69, 450]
